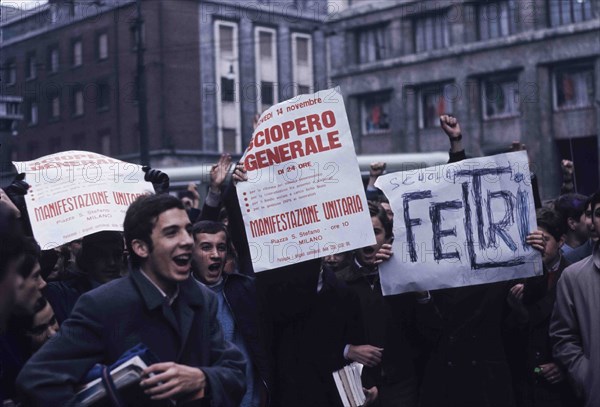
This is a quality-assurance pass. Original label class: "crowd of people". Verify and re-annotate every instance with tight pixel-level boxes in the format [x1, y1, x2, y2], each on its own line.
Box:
[0, 115, 598, 407]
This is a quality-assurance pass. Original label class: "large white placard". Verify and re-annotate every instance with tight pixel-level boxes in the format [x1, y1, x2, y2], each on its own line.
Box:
[237, 88, 375, 272]
[13, 151, 153, 249]
[375, 151, 543, 295]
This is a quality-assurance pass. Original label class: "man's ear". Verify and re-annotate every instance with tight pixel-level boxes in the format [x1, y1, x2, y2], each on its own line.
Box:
[558, 234, 566, 248]
[567, 217, 577, 231]
[131, 239, 150, 259]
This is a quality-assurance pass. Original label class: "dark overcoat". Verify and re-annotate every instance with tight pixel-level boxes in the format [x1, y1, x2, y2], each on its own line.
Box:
[16, 270, 246, 407]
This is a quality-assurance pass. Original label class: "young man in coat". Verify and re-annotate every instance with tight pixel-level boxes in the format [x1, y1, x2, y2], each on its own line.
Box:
[17, 194, 246, 407]
[191, 219, 272, 407]
[336, 200, 420, 407]
[551, 190, 600, 407]
[227, 162, 379, 407]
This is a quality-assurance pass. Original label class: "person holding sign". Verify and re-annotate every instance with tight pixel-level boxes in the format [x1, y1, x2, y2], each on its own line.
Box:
[229, 164, 379, 407]
[414, 116, 547, 407]
[336, 201, 420, 407]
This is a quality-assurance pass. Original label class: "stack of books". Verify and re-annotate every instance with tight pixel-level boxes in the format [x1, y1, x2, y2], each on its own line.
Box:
[332, 362, 366, 407]
[74, 356, 149, 406]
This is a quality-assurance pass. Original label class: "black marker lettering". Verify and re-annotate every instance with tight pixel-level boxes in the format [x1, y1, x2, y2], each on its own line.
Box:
[486, 190, 517, 251]
[403, 191, 432, 262]
[430, 200, 463, 262]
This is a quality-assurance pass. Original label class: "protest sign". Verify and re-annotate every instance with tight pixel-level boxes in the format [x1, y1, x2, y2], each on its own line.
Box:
[237, 88, 375, 272]
[13, 151, 153, 249]
[375, 151, 543, 295]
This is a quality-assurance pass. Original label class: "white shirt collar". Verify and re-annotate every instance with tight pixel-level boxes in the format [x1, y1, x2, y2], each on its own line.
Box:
[139, 268, 180, 306]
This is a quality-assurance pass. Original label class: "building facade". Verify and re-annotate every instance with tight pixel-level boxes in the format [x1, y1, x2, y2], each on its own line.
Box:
[0, 0, 328, 172]
[327, 0, 600, 198]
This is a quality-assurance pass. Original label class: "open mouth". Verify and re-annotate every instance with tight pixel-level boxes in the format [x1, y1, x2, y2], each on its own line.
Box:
[208, 262, 222, 272]
[173, 254, 191, 267]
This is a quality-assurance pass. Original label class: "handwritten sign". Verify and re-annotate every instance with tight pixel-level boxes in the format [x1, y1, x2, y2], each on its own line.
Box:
[13, 151, 153, 249]
[375, 151, 543, 295]
[237, 88, 375, 272]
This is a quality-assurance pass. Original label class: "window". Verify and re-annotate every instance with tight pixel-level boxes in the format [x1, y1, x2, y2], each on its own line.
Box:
[48, 46, 60, 73]
[219, 23, 236, 103]
[99, 130, 110, 155]
[50, 4, 58, 23]
[4, 61, 16, 84]
[259, 31, 273, 58]
[298, 85, 311, 95]
[482, 76, 520, 119]
[420, 83, 455, 128]
[1, 101, 20, 116]
[215, 20, 241, 153]
[478, 1, 518, 40]
[292, 33, 313, 96]
[414, 13, 449, 53]
[296, 37, 309, 66]
[221, 77, 235, 102]
[48, 94, 60, 120]
[71, 86, 84, 116]
[261, 81, 275, 106]
[255, 27, 278, 111]
[96, 81, 110, 110]
[27, 100, 38, 125]
[26, 53, 37, 79]
[356, 25, 389, 64]
[222, 128, 237, 153]
[72, 39, 82, 67]
[361, 93, 391, 135]
[97, 33, 108, 60]
[219, 24, 234, 56]
[130, 22, 146, 51]
[549, 0, 594, 26]
[554, 65, 595, 110]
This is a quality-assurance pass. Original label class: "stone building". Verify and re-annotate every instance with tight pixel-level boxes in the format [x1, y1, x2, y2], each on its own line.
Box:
[326, 0, 600, 197]
[0, 0, 328, 171]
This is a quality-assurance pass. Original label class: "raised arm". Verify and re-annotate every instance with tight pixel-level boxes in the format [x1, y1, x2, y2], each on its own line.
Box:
[197, 154, 232, 222]
[439, 114, 465, 163]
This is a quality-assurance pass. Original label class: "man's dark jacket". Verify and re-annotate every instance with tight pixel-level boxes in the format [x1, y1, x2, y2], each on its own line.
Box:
[416, 149, 517, 407]
[221, 182, 364, 406]
[206, 272, 273, 405]
[43, 272, 101, 324]
[418, 282, 516, 407]
[260, 263, 364, 407]
[16, 270, 246, 407]
[337, 261, 418, 391]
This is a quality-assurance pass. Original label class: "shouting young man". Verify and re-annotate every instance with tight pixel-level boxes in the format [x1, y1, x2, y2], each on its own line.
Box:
[192, 220, 272, 407]
[17, 194, 246, 407]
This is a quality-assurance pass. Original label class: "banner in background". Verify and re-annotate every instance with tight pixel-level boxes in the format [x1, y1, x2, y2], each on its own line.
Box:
[13, 151, 152, 249]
